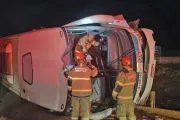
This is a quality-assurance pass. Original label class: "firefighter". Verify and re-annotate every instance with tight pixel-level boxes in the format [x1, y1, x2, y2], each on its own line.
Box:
[68, 52, 98, 120]
[74, 30, 100, 62]
[75, 30, 100, 54]
[112, 56, 137, 120]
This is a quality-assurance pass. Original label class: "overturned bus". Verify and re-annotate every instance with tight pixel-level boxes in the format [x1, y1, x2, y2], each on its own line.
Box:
[0, 14, 156, 115]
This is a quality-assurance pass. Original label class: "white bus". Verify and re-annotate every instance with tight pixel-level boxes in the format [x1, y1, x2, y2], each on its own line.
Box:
[0, 14, 156, 114]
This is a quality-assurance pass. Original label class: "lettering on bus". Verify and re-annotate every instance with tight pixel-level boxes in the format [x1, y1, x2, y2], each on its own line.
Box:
[138, 72, 142, 89]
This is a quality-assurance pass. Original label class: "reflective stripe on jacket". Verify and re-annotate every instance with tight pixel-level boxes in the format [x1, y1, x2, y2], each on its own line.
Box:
[112, 66, 136, 100]
[68, 64, 98, 97]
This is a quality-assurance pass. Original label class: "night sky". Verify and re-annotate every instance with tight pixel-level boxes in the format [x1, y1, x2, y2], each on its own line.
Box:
[0, 0, 179, 50]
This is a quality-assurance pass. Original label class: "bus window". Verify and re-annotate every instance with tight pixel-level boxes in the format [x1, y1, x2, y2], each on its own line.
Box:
[22, 52, 33, 85]
[5, 43, 13, 75]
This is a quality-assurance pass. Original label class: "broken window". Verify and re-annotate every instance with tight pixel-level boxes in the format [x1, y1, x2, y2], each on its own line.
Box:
[0, 43, 13, 75]
[5, 43, 13, 75]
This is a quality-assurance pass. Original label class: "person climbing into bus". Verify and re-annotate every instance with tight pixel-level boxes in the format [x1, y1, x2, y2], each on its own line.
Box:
[75, 30, 100, 54]
[74, 30, 100, 63]
[67, 52, 98, 120]
[112, 56, 137, 120]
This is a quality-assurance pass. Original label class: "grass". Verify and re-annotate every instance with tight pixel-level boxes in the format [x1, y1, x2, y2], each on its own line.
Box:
[153, 64, 180, 111]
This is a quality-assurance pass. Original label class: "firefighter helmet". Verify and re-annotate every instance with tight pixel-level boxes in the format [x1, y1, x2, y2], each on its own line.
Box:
[122, 56, 131, 66]
[75, 52, 85, 60]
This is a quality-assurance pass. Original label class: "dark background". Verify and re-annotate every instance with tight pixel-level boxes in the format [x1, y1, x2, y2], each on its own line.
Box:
[0, 0, 179, 50]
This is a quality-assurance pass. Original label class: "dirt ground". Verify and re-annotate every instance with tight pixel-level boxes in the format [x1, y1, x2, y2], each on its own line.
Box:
[0, 84, 177, 120]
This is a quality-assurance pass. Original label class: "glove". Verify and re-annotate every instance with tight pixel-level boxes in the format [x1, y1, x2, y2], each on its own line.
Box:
[112, 93, 117, 100]
[86, 54, 92, 62]
[95, 42, 100, 46]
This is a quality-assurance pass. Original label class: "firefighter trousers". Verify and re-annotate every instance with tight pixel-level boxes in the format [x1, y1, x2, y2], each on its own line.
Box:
[116, 99, 136, 120]
[71, 96, 90, 120]
[79, 94, 92, 116]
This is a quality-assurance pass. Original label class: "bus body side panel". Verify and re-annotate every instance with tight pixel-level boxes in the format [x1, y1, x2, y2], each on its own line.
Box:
[18, 28, 67, 112]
